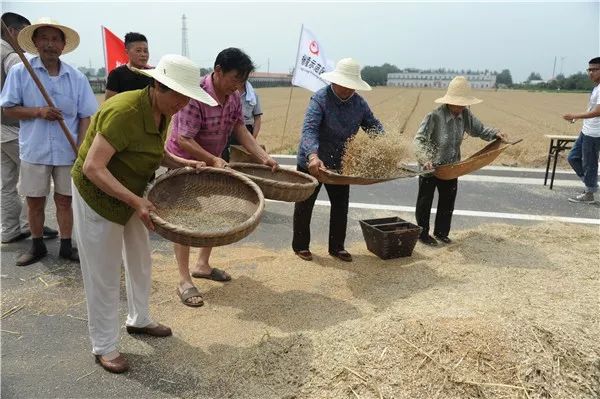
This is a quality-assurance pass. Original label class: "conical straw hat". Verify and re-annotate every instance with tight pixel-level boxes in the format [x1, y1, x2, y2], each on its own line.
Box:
[18, 17, 80, 55]
[320, 58, 371, 91]
[434, 76, 482, 106]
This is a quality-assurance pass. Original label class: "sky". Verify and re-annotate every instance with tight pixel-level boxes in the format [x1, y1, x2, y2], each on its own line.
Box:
[2, 1, 599, 83]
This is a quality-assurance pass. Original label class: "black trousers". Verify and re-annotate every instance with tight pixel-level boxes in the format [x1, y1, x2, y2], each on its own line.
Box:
[292, 167, 349, 253]
[415, 175, 458, 238]
[222, 124, 254, 162]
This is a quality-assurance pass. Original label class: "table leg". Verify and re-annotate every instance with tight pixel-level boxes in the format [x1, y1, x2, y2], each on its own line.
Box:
[550, 140, 562, 190]
[544, 139, 554, 186]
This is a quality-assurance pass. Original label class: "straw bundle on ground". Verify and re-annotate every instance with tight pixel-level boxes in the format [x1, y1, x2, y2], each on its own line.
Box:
[341, 131, 409, 178]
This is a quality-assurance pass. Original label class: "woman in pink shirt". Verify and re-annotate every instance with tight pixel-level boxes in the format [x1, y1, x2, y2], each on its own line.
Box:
[166, 48, 277, 307]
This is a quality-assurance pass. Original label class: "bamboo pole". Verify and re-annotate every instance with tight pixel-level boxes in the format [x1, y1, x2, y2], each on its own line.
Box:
[1, 20, 78, 155]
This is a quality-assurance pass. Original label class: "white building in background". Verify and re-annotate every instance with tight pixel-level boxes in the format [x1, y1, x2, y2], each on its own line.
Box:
[387, 71, 497, 89]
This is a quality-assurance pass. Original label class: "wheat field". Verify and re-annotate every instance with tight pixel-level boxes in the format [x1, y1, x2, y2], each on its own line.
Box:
[255, 87, 587, 167]
[96, 88, 587, 167]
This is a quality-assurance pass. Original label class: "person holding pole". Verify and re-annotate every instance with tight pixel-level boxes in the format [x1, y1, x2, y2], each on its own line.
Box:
[0, 18, 97, 266]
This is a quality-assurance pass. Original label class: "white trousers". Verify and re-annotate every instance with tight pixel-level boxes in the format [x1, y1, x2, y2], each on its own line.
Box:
[72, 183, 154, 355]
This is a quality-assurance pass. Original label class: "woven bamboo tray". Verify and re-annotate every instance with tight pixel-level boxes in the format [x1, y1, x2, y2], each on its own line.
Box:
[230, 144, 266, 164]
[229, 163, 318, 202]
[317, 164, 424, 185]
[145, 167, 264, 247]
[433, 139, 522, 180]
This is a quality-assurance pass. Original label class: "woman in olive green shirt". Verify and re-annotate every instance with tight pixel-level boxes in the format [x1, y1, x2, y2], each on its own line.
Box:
[71, 54, 217, 374]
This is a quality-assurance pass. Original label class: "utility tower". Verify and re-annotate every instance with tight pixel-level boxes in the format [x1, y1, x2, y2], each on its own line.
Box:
[181, 14, 189, 57]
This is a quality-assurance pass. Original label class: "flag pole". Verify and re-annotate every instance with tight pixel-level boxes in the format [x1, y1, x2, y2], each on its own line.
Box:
[280, 23, 304, 151]
[0, 20, 78, 155]
[101, 25, 107, 78]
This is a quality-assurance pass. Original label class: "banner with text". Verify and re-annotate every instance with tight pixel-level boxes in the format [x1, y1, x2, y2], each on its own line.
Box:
[291, 25, 334, 92]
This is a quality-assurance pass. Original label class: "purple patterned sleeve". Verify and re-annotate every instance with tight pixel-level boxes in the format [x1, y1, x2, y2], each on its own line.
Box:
[299, 97, 323, 157]
[177, 99, 203, 138]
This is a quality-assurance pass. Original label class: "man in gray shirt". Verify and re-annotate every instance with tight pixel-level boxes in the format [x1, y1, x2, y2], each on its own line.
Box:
[221, 80, 262, 161]
[0, 12, 57, 243]
[413, 76, 507, 246]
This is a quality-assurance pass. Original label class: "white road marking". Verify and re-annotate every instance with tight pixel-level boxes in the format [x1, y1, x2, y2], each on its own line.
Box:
[267, 199, 600, 225]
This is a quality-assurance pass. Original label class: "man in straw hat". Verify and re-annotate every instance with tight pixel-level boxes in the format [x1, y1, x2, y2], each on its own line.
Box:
[166, 47, 277, 307]
[1, 12, 60, 244]
[562, 57, 600, 204]
[71, 54, 213, 373]
[0, 17, 97, 265]
[293, 58, 383, 263]
[413, 76, 507, 246]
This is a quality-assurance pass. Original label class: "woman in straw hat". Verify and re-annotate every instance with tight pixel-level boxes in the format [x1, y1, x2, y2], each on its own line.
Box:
[413, 76, 507, 246]
[71, 54, 216, 373]
[293, 58, 384, 263]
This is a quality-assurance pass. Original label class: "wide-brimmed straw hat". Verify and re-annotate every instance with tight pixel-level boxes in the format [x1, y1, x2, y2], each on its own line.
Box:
[434, 76, 482, 106]
[134, 54, 217, 106]
[320, 58, 372, 91]
[18, 17, 80, 55]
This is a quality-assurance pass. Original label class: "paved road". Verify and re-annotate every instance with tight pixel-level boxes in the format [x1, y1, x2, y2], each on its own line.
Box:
[1, 160, 598, 398]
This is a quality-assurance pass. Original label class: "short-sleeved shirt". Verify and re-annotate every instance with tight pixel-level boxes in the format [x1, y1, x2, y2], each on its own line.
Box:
[105, 64, 154, 94]
[582, 84, 600, 138]
[0, 57, 98, 165]
[72, 87, 168, 225]
[240, 89, 262, 126]
[166, 73, 243, 159]
[297, 85, 384, 170]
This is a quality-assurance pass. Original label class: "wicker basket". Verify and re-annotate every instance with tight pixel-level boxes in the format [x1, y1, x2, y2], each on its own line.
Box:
[359, 217, 422, 259]
[230, 144, 266, 164]
[318, 165, 424, 186]
[434, 139, 522, 180]
[229, 163, 318, 202]
[145, 167, 264, 247]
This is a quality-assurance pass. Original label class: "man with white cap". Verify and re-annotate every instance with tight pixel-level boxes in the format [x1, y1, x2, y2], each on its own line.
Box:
[72, 54, 214, 373]
[0, 18, 97, 265]
[413, 76, 507, 246]
[293, 58, 383, 262]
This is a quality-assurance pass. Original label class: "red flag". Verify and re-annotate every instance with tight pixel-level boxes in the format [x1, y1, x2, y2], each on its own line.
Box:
[102, 26, 128, 74]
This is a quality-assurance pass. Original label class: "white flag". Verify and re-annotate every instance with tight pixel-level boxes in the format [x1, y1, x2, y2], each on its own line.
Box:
[291, 25, 334, 92]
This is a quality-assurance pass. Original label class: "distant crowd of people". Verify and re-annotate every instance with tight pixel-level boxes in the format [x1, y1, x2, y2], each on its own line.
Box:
[1, 11, 598, 374]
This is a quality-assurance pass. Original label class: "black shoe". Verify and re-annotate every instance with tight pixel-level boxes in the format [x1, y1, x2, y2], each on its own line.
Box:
[59, 247, 79, 263]
[42, 226, 59, 239]
[434, 234, 452, 244]
[419, 235, 438, 246]
[2, 231, 31, 244]
[16, 248, 48, 266]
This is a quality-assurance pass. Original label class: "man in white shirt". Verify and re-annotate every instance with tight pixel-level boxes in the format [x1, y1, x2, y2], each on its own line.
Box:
[563, 57, 600, 204]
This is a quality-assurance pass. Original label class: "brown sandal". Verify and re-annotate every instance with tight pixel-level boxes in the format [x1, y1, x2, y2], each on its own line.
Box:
[177, 286, 204, 307]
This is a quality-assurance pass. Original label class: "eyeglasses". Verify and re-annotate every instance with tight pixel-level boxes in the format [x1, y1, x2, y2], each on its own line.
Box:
[587, 68, 600, 72]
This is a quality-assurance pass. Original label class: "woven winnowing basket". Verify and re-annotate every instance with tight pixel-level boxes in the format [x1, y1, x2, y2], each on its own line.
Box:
[434, 139, 522, 180]
[317, 165, 424, 186]
[230, 144, 266, 164]
[229, 163, 318, 202]
[145, 167, 264, 247]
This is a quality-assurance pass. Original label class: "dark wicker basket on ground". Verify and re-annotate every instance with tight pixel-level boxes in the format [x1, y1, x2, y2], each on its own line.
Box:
[359, 217, 422, 259]
[145, 167, 264, 247]
[228, 163, 318, 202]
